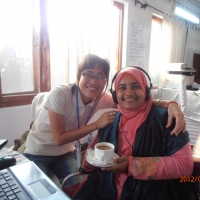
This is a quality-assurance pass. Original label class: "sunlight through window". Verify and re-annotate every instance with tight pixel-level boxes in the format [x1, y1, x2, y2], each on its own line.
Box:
[0, 0, 39, 94]
[47, 0, 120, 88]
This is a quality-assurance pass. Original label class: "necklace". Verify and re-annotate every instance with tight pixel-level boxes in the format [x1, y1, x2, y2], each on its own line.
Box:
[120, 119, 134, 149]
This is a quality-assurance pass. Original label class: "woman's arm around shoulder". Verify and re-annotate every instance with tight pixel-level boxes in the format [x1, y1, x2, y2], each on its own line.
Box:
[153, 99, 186, 135]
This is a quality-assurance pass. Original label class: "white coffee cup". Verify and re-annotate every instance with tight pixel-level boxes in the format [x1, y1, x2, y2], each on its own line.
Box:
[94, 142, 114, 162]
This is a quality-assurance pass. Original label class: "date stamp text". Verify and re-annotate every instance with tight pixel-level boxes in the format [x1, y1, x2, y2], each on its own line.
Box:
[180, 176, 200, 182]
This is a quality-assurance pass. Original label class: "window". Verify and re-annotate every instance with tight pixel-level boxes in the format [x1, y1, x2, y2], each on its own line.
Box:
[0, 0, 123, 107]
[149, 15, 187, 87]
[0, 0, 41, 107]
[149, 16, 163, 87]
[47, 0, 124, 89]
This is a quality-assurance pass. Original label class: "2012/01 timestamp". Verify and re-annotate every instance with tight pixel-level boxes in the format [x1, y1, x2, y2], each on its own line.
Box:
[180, 176, 200, 182]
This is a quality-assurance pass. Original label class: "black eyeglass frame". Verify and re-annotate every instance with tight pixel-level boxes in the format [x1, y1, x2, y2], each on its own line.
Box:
[80, 72, 107, 81]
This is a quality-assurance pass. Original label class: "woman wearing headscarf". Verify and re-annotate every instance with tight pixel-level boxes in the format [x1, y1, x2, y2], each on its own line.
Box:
[24, 54, 185, 185]
[70, 67, 197, 200]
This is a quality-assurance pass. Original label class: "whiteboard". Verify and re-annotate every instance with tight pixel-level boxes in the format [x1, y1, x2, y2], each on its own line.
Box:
[126, 22, 151, 68]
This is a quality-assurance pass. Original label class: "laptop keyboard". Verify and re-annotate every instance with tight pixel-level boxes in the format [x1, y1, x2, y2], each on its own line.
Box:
[0, 170, 27, 200]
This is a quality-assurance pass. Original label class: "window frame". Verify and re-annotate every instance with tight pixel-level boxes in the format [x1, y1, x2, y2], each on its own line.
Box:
[0, 0, 50, 108]
[0, 0, 123, 108]
[152, 15, 163, 24]
[114, 1, 124, 72]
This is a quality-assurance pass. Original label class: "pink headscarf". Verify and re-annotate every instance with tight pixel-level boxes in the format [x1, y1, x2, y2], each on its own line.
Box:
[114, 67, 153, 146]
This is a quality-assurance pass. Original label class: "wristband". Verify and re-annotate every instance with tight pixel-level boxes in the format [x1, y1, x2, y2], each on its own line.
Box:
[156, 98, 163, 106]
[167, 101, 178, 108]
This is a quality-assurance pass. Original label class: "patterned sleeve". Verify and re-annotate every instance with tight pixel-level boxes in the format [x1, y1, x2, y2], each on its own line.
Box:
[128, 143, 193, 180]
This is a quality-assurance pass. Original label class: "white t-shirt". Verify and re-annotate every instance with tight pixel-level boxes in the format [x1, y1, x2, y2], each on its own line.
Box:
[25, 84, 114, 156]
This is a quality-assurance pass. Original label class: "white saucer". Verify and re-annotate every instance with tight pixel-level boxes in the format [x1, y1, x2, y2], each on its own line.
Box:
[86, 149, 120, 168]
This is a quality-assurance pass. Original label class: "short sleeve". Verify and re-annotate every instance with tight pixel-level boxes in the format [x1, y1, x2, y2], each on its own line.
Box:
[44, 86, 70, 115]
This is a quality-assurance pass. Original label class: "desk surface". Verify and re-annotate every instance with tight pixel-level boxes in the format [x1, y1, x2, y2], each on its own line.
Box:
[0, 148, 29, 165]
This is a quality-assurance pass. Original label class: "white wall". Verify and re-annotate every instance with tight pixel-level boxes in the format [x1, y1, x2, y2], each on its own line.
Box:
[0, 105, 32, 148]
[121, 0, 176, 72]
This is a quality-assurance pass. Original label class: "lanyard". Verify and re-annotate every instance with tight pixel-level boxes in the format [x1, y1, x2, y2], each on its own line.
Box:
[75, 86, 95, 128]
[75, 86, 96, 168]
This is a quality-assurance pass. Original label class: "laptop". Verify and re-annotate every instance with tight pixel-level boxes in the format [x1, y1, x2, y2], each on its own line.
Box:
[0, 161, 72, 200]
[0, 139, 8, 150]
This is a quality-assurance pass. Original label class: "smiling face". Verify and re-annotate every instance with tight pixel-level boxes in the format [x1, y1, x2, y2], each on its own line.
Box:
[78, 63, 107, 104]
[116, 73, 145, 111]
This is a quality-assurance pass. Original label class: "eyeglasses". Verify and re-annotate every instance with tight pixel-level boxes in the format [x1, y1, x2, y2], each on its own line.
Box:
[80, 72, 106, 81]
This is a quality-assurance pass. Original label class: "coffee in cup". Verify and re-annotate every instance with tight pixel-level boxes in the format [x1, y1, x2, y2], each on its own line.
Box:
[97, 145, 112, 151]
[94, 142, 114, 162]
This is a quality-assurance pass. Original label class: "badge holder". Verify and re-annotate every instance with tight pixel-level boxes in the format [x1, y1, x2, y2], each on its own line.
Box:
[75, 140, 82, 169]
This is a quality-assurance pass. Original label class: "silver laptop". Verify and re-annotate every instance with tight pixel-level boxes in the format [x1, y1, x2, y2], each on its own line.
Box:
[0, 161, 72, 200]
